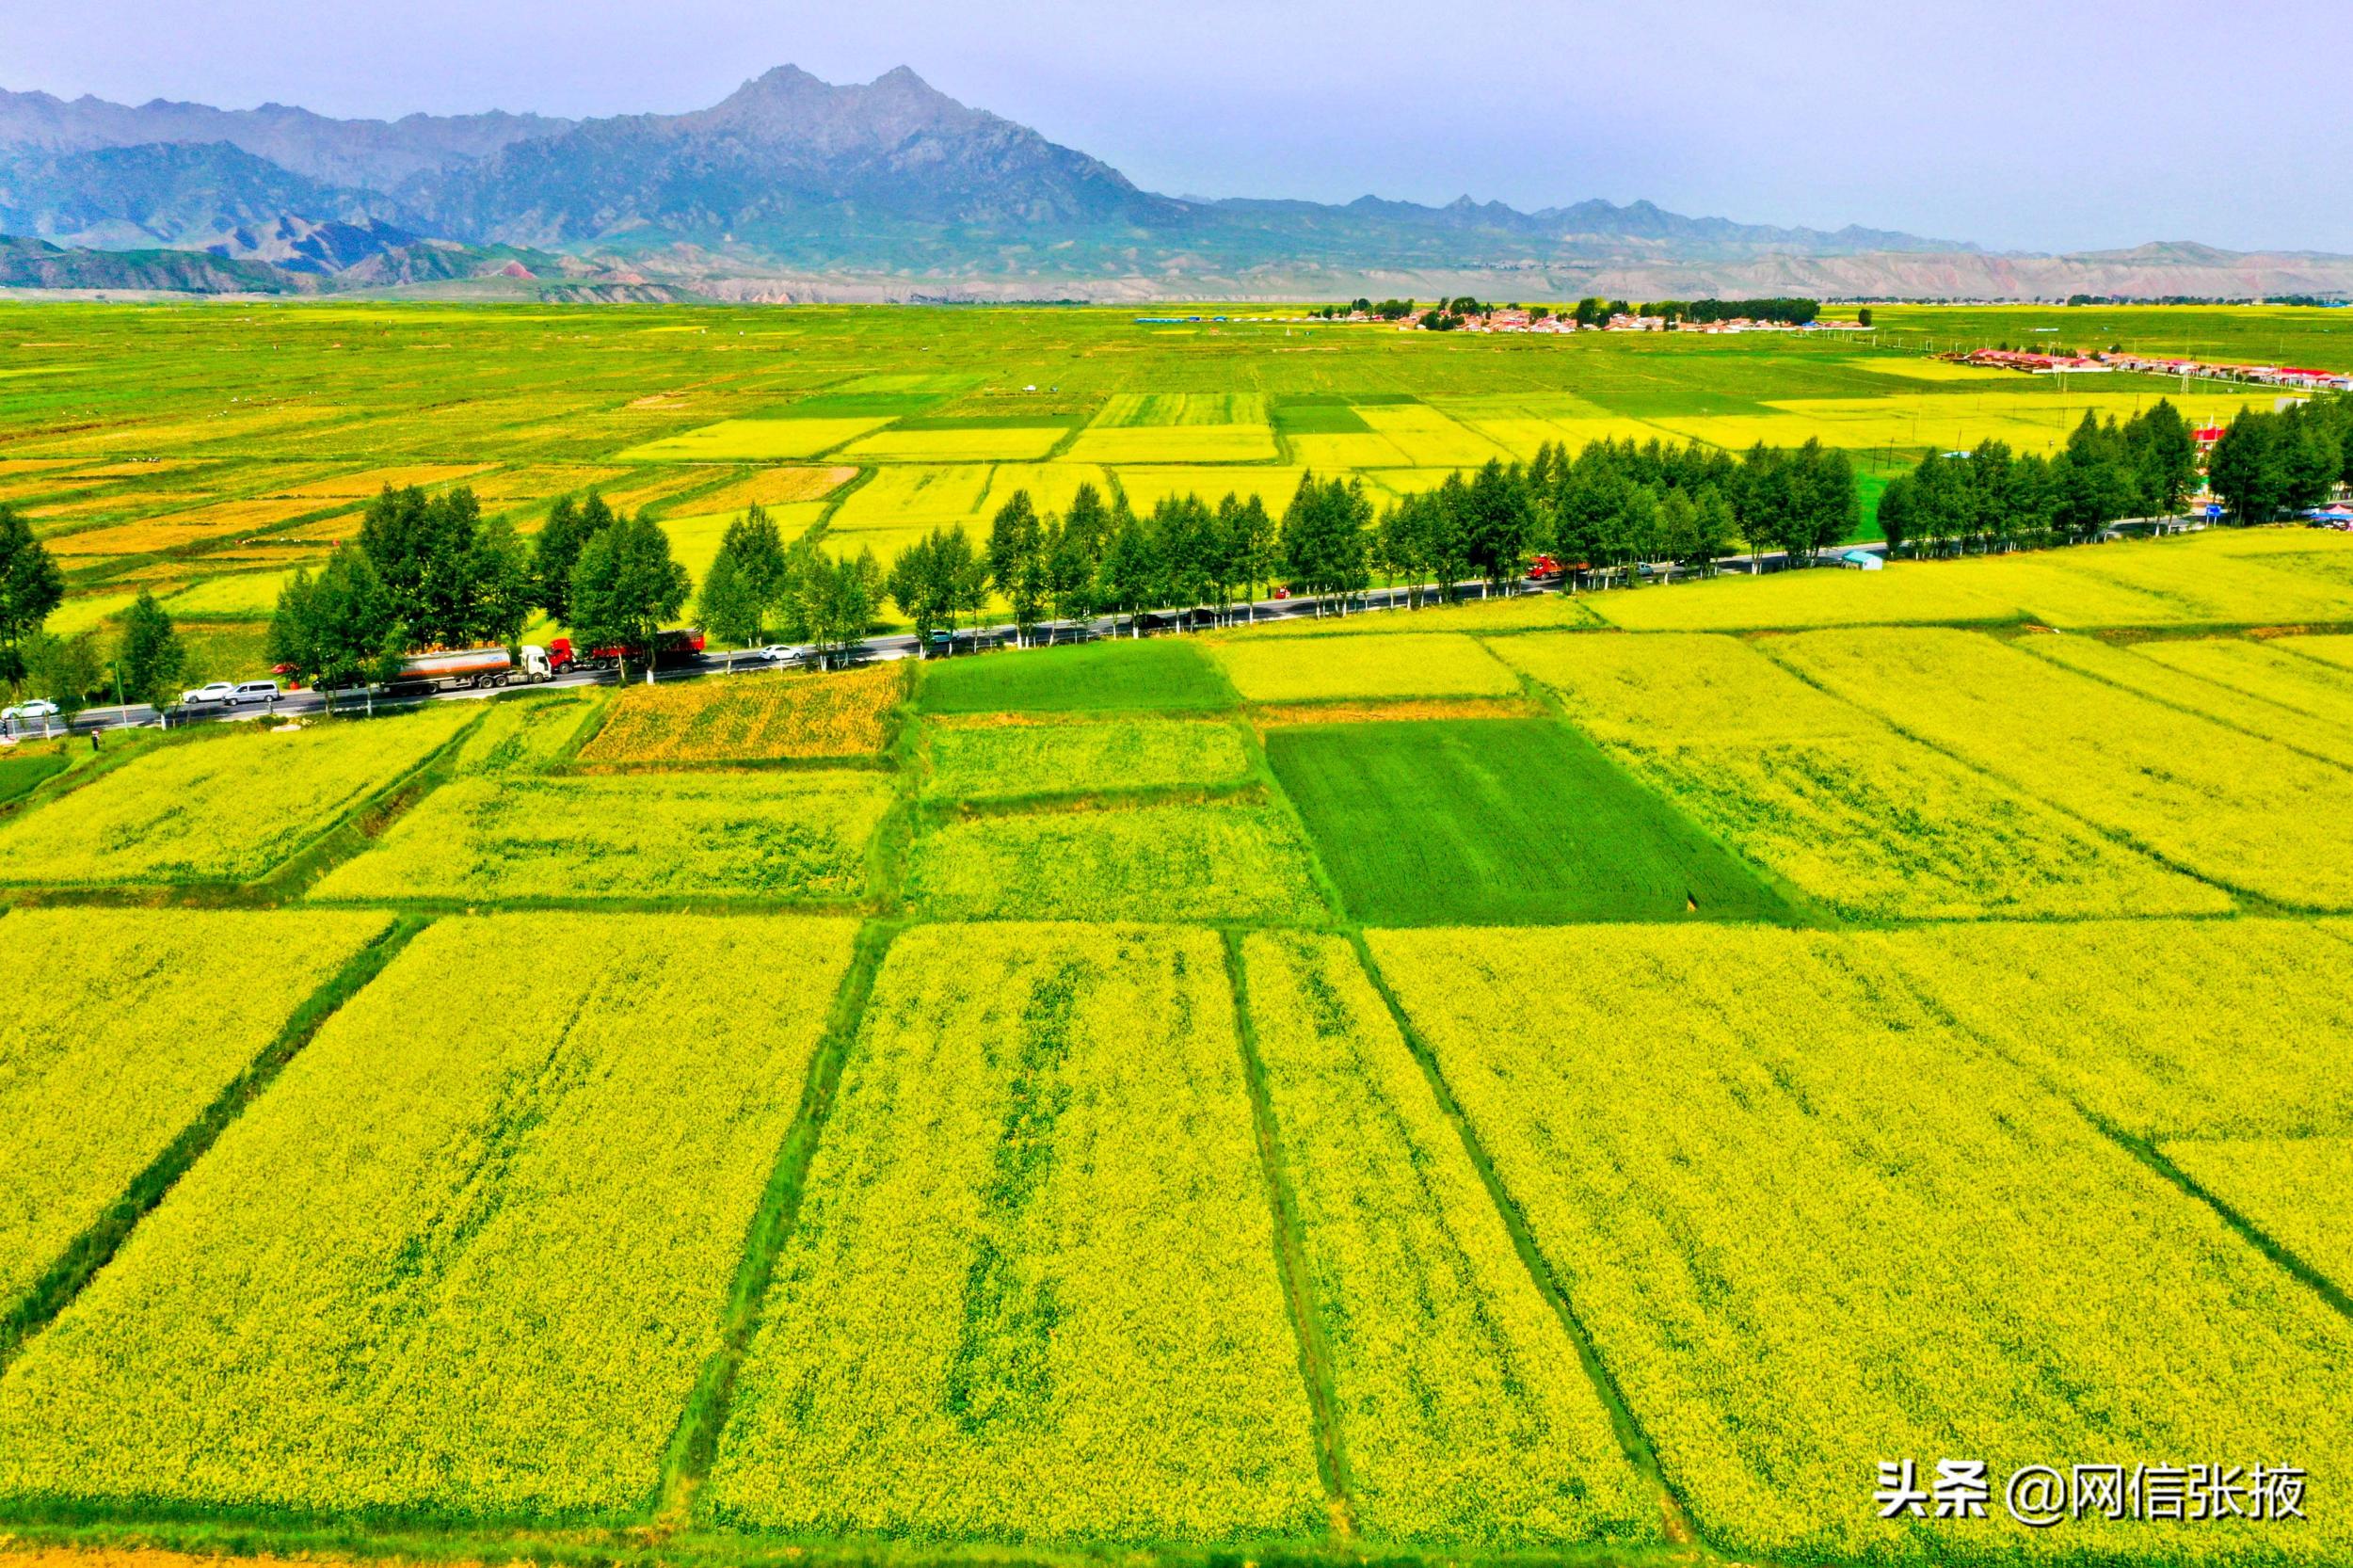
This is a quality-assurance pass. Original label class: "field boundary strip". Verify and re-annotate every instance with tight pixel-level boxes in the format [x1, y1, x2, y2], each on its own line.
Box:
[0, 914, 428, 1372]
[1221, 931, 1359, 1539]
[1342, 931, 1698, 1549]
[652, 919, 904, 1524]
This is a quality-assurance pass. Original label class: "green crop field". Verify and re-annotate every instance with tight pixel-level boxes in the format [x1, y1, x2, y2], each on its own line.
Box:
[8, 302, 2353, 1568]
[919, 634, 1234, 712]
[1265, 717, 1792, 923]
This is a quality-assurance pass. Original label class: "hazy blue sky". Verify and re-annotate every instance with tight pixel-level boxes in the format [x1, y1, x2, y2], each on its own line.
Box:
[11, 0, 2350, 254]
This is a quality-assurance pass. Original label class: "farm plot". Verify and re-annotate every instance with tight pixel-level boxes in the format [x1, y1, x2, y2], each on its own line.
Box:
[1873, 918, 2353, 1142]
[1267, 719, 1789, 924]
[922, 715, 1251, 802]
[906, 801, 1328, 923]
[978, 461, 1115, 518]
[0, 909, 390, 1314]
[685, 465, 856, 512]
[1210, 631, 1518, 703]
[0, 914, 857, 1519]
[1500, 632, 2226, 920]
[702, 922, 1326, 1544]
[1067, 397, 1279, 464]
[1774, 626, 2353, 906]
[827, 464, 995, 533]
[2023, 633, 2353, 769]
[1353, 405, 1509, 466]
[1116, 465, 1305, 514]
[445, 693, 604, 776]
[837, 423, 1066, 463]
[920, 638, 1234, 714]
[1240, 931, 1655, 1547]
[2162, 1137, 2353, 1293]
[312, 770, 889, 904]
[579, 664, 902, 763]
[1368, 922, 2353, 1566]
[614, 418, 891, 461]
[160, 570, 296, 618]
[0, 710, 470, 887]
[2281, 631, 2353, 670]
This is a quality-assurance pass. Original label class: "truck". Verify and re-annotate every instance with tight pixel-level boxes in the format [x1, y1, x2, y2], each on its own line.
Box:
[386, 645, 553, 694]
[547, 628, 705, 675]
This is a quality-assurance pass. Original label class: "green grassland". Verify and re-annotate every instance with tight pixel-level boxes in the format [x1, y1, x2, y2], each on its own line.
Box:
[0, 300, 2318, 661]
[8, 309, 2353, 1568]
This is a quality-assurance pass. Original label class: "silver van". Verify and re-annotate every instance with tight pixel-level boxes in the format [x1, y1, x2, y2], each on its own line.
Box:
[229, 680, 281, 707]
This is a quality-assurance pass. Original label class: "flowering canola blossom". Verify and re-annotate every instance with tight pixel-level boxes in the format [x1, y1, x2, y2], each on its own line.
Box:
[1368, 922, 2353, 1564]
[1241, 930, 1656, 1546]
[704, 922, 1327, 1543]
[0, 914, 858, 1518]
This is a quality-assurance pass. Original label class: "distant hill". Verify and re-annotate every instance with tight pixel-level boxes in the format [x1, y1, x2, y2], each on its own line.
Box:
[2, 68, 2349, 301]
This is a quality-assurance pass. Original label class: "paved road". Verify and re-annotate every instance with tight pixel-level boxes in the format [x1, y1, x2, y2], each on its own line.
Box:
[3, 549, 1916, 742]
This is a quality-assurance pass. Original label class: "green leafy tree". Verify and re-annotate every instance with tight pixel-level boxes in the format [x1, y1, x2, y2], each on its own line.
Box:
[116, 590, 188, 712]
[0, 504, 64, 691]
[569, 512, 690, 684]
[269, 546, 406, 714]
[698, 548, 766, 670]
[986, 491, 1048, 645]
[468, 514, 536, 648]
[534, 490, 618, 622]
[24, 631, 103, 727]
[723, 504, 792, 617]
[1875, 473, 1916, 557]
[359, 483, 486, 648]
[1044, 514, 1100, 640]
[1097, 509, 1161, 636]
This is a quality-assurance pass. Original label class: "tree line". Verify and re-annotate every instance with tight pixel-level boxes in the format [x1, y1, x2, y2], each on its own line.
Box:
[1875, 401, 2201, 554]
[863, 436, 1862, 646]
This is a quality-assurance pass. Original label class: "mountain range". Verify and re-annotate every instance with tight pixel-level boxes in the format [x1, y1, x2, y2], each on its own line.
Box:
[4, 66, 2350, 302]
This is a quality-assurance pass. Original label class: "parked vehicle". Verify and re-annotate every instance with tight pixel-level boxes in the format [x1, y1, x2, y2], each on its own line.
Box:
[755, 644, 805, 664]
[385, 645, 552, 694]
[2, 699, 60, 730]
[228, 680, 281, 706]
[547, 628, 705, 674]
[182, 681, 238, 706]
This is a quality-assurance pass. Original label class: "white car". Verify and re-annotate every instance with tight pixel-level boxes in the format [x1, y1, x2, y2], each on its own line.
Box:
[182, 681, 238, 706]
[2, 699, 59, 725]
[757, 644, 805, 664]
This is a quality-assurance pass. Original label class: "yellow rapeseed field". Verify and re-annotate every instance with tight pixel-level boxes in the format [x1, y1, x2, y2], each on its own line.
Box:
[0, 909, 389, 1310]
[2023, 633, 2353, 770]
[312, 770, 889, 903]
[0, 914, 859, 1518]
[906, 801, 1329, 922]
[2162, 1136, 2353, 1292]
[1211, 631, 1520, 703]
[1368, 922, 2353, 1565]
[921, 715, 1252, 801]
[1873, 918, 2353, 1141]
[1770, 626, 2353, 907]
[1499, 632, 2224, 920]
[704, 922, 1327, 1543]
[0, 711, 471, 886]
[577, 664, 903, 763]
[1241, 931, 1654, 1547]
